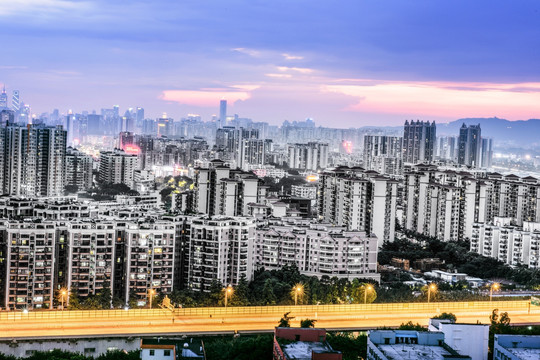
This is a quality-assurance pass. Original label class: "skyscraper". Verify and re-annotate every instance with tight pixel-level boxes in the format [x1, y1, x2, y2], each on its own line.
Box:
[0, 86, 7, 110]
[219, 99, 227, 128]
[11, 90, 19, 112]
[402, 120, 436, 164]
[457, 124, 482, 168]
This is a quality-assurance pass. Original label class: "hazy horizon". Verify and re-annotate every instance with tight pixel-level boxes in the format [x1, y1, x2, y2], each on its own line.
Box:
[2, 0, 540, 127]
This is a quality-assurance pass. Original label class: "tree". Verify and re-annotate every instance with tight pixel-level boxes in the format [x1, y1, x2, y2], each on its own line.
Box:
[278, 312, 295, 327]
[433, 312, 457, 322]
[300, 319, 317, 328]
[489, 309, 512, 359]
[68, 287, 81, 309]
[96, 282, 112, 309]
[350, 281, 377, 304]
[230, 275, 250, 306]
[398, 321, 427, 331]
[64, 185, 79, 194]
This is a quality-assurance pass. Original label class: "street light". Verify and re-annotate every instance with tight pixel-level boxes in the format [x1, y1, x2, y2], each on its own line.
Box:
[364, 284, 374, 304]
[294, 284, 304, 306]
[224, 285, 233, 308]
[60, 288, 67, 311]
[490, 283, 500, 302]
[148, 289, 156, 309]
[427, 283, 437, 303]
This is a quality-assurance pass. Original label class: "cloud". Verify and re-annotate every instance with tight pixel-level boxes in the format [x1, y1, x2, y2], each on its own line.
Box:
[232, 48, 261, 57]
[265, 73, 293, 79]
[282, 53, 303, 60]
[0, 0, 92, 16]
[322, 80, 540, 120]
[0, 65, 28, 70]
[160, 85, 260, 107]
[277, 66, 314, 74]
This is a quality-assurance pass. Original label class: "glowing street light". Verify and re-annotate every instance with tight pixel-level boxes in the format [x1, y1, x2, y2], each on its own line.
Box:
[148, 289, 156, 309]
[294, 284, 304, 306]
[490, 283, 500, 302]
[224, 285, 233, 308]
[364, 284, 374, 304]
[427, 283, 437, 303]
[60, 288, 68, 311]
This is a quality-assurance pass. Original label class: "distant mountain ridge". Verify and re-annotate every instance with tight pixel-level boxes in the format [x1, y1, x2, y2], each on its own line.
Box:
[358, 118, 540, 148]
[437, 118, 540, 147]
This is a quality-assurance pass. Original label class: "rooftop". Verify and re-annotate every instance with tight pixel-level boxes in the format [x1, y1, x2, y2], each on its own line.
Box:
[506, 348, 540, 360]
[282, 341, 338, 360]
[377, 343, 452, 360]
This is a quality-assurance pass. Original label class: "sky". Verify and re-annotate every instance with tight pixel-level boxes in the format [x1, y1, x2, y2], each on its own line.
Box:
[1, 0, 540, 127]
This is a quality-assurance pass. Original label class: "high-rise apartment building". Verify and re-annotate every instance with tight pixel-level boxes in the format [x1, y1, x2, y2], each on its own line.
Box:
[402, 120, 436, 164]
[65, 147, 94, 191]
[287, 142, 329, 171]
[363, 135, 403, 175]
[187, 217, 256, 292]
[0, 221, 57, 310]
[437, 136, 458, 161]
[0, 124, 66, 197]
[124, 222, 176, 306]
[194, 160, 267, 216]
[98, 149, 138, 188]
[480, 138, 493, 168]
[458, 124, 482, 168]
[318, 166, 398, 246]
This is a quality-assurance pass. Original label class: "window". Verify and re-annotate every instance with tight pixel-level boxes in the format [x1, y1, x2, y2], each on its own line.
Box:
[84, 348, 96, 354]
[164, 350, 171, 356]
[149, 350, 155, 356]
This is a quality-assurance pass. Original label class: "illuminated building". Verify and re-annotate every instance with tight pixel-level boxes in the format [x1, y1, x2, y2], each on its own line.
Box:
[156, 113, 173, 137]
[187, 216, 256, 292]
[124, 221, 176, 306]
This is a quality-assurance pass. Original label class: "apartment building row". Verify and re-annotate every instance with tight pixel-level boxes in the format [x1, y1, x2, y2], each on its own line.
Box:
[256, 220, 379, 281]
[0, 214, 380, 310]
[0, 218, 186, 310]
[471, 217, 540, 268]
[403, 164, 540, 241]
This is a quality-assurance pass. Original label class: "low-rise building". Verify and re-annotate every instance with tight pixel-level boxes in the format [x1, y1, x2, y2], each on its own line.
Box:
[428, 318, 489, 360]
[273, 327, 342, 360]
[141, 338, 205, 360]
[494, 334, 540, 360]
[367, 330, 471, 360]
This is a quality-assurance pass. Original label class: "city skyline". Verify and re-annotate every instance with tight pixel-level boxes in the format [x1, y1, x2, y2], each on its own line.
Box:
[1, 1, 540, 126]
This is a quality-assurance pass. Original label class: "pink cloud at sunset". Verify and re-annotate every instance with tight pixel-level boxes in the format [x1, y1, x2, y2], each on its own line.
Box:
[322, 80, 540, 120]
[161, 85, 259, 107]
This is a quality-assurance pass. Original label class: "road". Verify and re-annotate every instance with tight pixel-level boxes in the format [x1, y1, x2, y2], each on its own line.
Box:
[0, 300, 538, 339]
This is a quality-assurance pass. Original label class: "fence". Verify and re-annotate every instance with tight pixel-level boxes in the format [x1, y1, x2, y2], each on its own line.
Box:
[0, 300, 531, 322]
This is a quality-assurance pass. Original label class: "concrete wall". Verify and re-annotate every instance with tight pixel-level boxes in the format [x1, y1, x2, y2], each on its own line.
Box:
[0, 337, 140, 358]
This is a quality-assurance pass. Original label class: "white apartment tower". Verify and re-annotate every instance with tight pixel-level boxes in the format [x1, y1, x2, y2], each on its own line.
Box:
[318, 166, 398, 246]
[98, 149, 138, 188]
